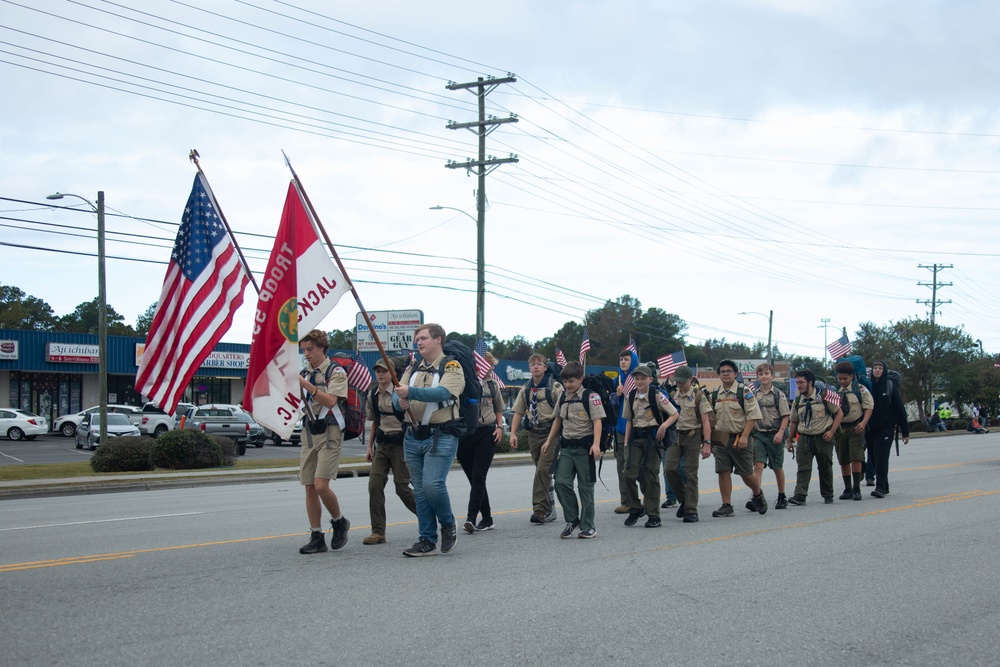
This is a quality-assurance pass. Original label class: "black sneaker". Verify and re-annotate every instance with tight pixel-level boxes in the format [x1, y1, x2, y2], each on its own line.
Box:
[661, 499, 677, 509]
[560, 520, 580, 539]
[865, 478, 875, 487]
[839, 489, 853, 500]
[871, 489, 885, 499]
[329, 517, 350, 550]
[775, 494, 788, 510]
[624, 510, 644, 526]
[440, 523, 457, 554]
[745, 497, 757, 512]
[676, 503, 686, 519]
[712, 503, 735, 518]
[299, 530, 327, 554]
[403, 538, 437, 557]
[463, 520, 477, 534]
[683, 512, 699, 523]
[753, 492, 768, 515]
[577, 528, 596, 539]
[644, 516, 662, 528]
[852, 490, 863, 501]
[787, 495, 807, 506]
[824, 497, 834, 504]
[476, 519, 495, 531]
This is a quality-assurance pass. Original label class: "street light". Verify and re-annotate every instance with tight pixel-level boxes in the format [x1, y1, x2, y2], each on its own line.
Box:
[738, 310, 774, 364]
[429, 205, 484, 340]
[47, 191, 107, 447]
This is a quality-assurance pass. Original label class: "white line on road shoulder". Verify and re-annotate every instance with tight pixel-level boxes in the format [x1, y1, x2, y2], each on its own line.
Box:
[0, 512, 205, 532]
[0, 451, 25, 462]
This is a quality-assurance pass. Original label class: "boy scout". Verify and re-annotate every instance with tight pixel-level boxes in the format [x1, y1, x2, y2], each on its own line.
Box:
[786, 369, 844, 505]
[749, 362, 790, 510]
[834, 360, 874, 501]
[456, 351, 504, 533]
[710, 360, 768, 517]
[297, 329, 351, 555]
[363, 356, 417, 545]
[666, 366, 713, 523]
[622, 364, 678, 527]
[509, 354, 563, 524]
[393, 323, 466, 557]
[614, 349, 640, 514]
[542, 362, 604, 539]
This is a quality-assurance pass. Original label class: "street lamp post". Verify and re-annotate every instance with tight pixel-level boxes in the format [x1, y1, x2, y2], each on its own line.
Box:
[738, 310, 774, 364]
[429, 205, 484, 340]
[47, 191, 107, 446]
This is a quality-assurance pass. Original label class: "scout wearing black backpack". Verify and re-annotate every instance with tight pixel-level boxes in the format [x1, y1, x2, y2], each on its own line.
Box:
[666, 366, 714, 523]
[621, 364, 679, 527]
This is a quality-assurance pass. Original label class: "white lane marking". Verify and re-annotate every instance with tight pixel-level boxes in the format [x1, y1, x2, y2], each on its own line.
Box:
[0, 451, 25, 462]
[0, 512, 205, 532]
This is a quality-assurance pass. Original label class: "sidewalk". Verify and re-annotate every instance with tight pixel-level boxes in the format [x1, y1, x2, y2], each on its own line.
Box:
[0, 451, 536, 500]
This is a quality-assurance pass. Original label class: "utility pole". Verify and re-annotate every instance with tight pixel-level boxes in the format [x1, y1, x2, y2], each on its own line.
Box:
[445, 74, 519, 341]
[818, 317, 831, 364]
[917, 264, 953, 330]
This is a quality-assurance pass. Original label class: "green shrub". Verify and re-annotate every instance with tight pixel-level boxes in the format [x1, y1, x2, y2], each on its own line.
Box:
[207, 435, 238, 467]
[151, 430, 224, 469]
[908, 420, 927, 433]
[90, 436, 155, 473]
[949, 419, 968, 431]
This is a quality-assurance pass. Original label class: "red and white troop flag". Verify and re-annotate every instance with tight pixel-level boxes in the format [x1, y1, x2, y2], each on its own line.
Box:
[658, 350, 687, 378]
[242, 180, 351, 439]
[136, 173, 249, 414]
[555, 348, 568, 368]
[346, 355, 372, 392]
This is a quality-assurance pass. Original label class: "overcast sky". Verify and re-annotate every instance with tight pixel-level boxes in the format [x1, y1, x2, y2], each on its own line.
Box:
[2, 0, 998, 360]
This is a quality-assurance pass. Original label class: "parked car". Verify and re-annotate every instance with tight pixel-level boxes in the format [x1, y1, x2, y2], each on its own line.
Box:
[1, 408, 48, 441]
[266, 419, 302, 446]
[182, 404, 260, 455]
[140, 402, 193, 438]
[75, 412, 142, 451]
[52, 404, 141, 438]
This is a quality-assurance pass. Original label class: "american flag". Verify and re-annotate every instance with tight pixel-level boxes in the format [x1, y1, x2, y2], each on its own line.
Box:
[579, 327, 590, 363]
[626, 337, 637, 355]
[555, 347, 568, 367]
[827, 334, 851, 360]
[346, 356, 372, 392]
[135, 173, 249, 414]
[473, 337, 493, 380]
[490, 370, 506, 389]
[658, 350, 687, 378]
[623, 373, 636, 396]
[821, 387, 841, 407]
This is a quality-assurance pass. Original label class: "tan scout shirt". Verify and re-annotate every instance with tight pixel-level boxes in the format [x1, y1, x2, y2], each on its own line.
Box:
[713, 383, 762, 434]
[366, 386, 403, 436]
[838, 384, 874, 423]
[672, 386, 713, 432]
[755, 386, 790, 432]
[305, 358, 349, 409]
[790, 388, 840, 436]
[623, 390, 678, 428]
[478, 378, 502, 426]
[558, 386, 606, 439]
[399, 352, 466, 425]
[512, 379, 563, 426]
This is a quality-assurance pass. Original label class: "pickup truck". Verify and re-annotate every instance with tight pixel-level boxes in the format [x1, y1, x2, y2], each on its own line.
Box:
[182, 404, 262, 455]
[140, 402, 193, 438]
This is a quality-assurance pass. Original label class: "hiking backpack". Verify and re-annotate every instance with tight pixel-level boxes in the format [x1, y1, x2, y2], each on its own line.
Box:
[580, 374, 618, 452]
[627, 383, 680, 446]
[841, 355, 873, 391]
[437, 340, 483, 438]
[324, 354, 366, 441]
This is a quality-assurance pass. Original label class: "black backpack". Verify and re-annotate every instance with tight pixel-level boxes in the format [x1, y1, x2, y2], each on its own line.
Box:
[627, 384, 679, 446]
[437, 340, 482, 438]
[580, 374, 618, 452]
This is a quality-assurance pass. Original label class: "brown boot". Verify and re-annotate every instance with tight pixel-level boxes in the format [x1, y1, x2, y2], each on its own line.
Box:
[613, 504, 630, 514]
[362, 533, 386, 545]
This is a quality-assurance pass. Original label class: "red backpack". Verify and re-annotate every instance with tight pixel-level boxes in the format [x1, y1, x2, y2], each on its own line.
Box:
[327, 354, 366, 441]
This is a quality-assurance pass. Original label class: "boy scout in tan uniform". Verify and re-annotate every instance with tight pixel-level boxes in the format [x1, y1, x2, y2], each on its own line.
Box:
[622, 364, 678, 527]
[666, 366, 713, 523]
[786, 369, 844, 505]
[363, 357, 417, 545]
[749, 362, 791, 510]
[710, 359, 768, 517]
[834, 360, 874, 501]
[509, 354, 563, 524]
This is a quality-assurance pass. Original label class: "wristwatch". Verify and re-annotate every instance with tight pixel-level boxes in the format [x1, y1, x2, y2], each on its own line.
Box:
[702, 439, 712, 445]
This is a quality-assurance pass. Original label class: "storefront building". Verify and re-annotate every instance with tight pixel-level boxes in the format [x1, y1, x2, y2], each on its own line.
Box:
[0, 329, 249, 425]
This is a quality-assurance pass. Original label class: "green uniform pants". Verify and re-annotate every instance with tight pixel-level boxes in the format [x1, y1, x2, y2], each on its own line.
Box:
[554, 444, 596, 531]
[665, 429, 702, 514]
[528, 427, 557, 514]
[794, 433, 834, 500]
[624, 429, 662, 517]
[615, 432, 635, 505]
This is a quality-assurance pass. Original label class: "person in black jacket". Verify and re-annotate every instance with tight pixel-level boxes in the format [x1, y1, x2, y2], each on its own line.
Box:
[865, 361, 909, 498]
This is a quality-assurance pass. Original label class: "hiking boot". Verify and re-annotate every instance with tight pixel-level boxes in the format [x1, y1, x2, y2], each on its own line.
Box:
[661, 499, 677, 509]
[440, 523, 457, 554]
[852, 490, 863, 501]
[362, 533, 386, 545]
[530, 510, 546, 524]
[871, 489, 885, 499]
[543, 508, 558, 523]
[402, 538, 437, 557]
[329, 517, 350, 550]
[613, 504, 630, 514]
[560, 520, 580, 539]
[299, 530, 328, 554]
[683, 512, 699, 523]
[775, 494, 788, 510]
[476, 519, 495, 531]
[577, 528, 596, 539]
[676, 503, 686, 519]
[824, 497, 834, 504]
[753, 492, 768, 515]
[463, 520, 477, 534]
[644, 516, 662, 528]
[624, 511, 643, 527]
[712, 503, 734, 518]
[865, 478, 875, 487]
[839, 489, 853, 500]
[787, 495, 807, 506]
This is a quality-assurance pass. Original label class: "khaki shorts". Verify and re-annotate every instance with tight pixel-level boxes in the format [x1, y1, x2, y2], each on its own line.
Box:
[713, 438, 756, 477]
[300, 425, 344, 485]
[835, 425, 865, 465]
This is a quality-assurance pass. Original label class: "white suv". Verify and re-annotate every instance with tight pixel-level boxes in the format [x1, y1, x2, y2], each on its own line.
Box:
[53, 405, 141, 438]
[140, 402, 194, 437]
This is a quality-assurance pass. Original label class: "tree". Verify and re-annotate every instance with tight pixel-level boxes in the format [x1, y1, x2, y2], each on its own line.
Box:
[135, 302, 158, 336]
[326, 328, 356, 351]
[0, 284, 57, 330]
[534, 321, 585, 363]
[57, 298, 134, 336]
[584, 295, 644, 365]
[633, 307, 686, 361]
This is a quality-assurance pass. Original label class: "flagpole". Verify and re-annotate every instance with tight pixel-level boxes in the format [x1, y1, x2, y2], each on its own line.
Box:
[282, 153, 414, 416]
[189, 149, 260, 295]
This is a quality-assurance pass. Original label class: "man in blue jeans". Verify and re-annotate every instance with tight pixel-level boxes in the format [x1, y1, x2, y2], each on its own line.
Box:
[394, 323, 466, 557]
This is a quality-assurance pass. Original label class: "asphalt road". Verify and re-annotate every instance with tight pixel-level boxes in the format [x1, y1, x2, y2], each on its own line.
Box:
[0, 433, 368, 465]
[2, 432, 999, 666]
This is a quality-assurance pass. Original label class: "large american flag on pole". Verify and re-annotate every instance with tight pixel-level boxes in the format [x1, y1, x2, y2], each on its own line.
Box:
[136, 173, 249, 414]
[827, 334, 851, 360]
[346, 355, 372, 392]
[579, 327, 590, 364]
[555, 348, 568, 368]
[626, 337, 637, 355]
[658, 350, 687, 378]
